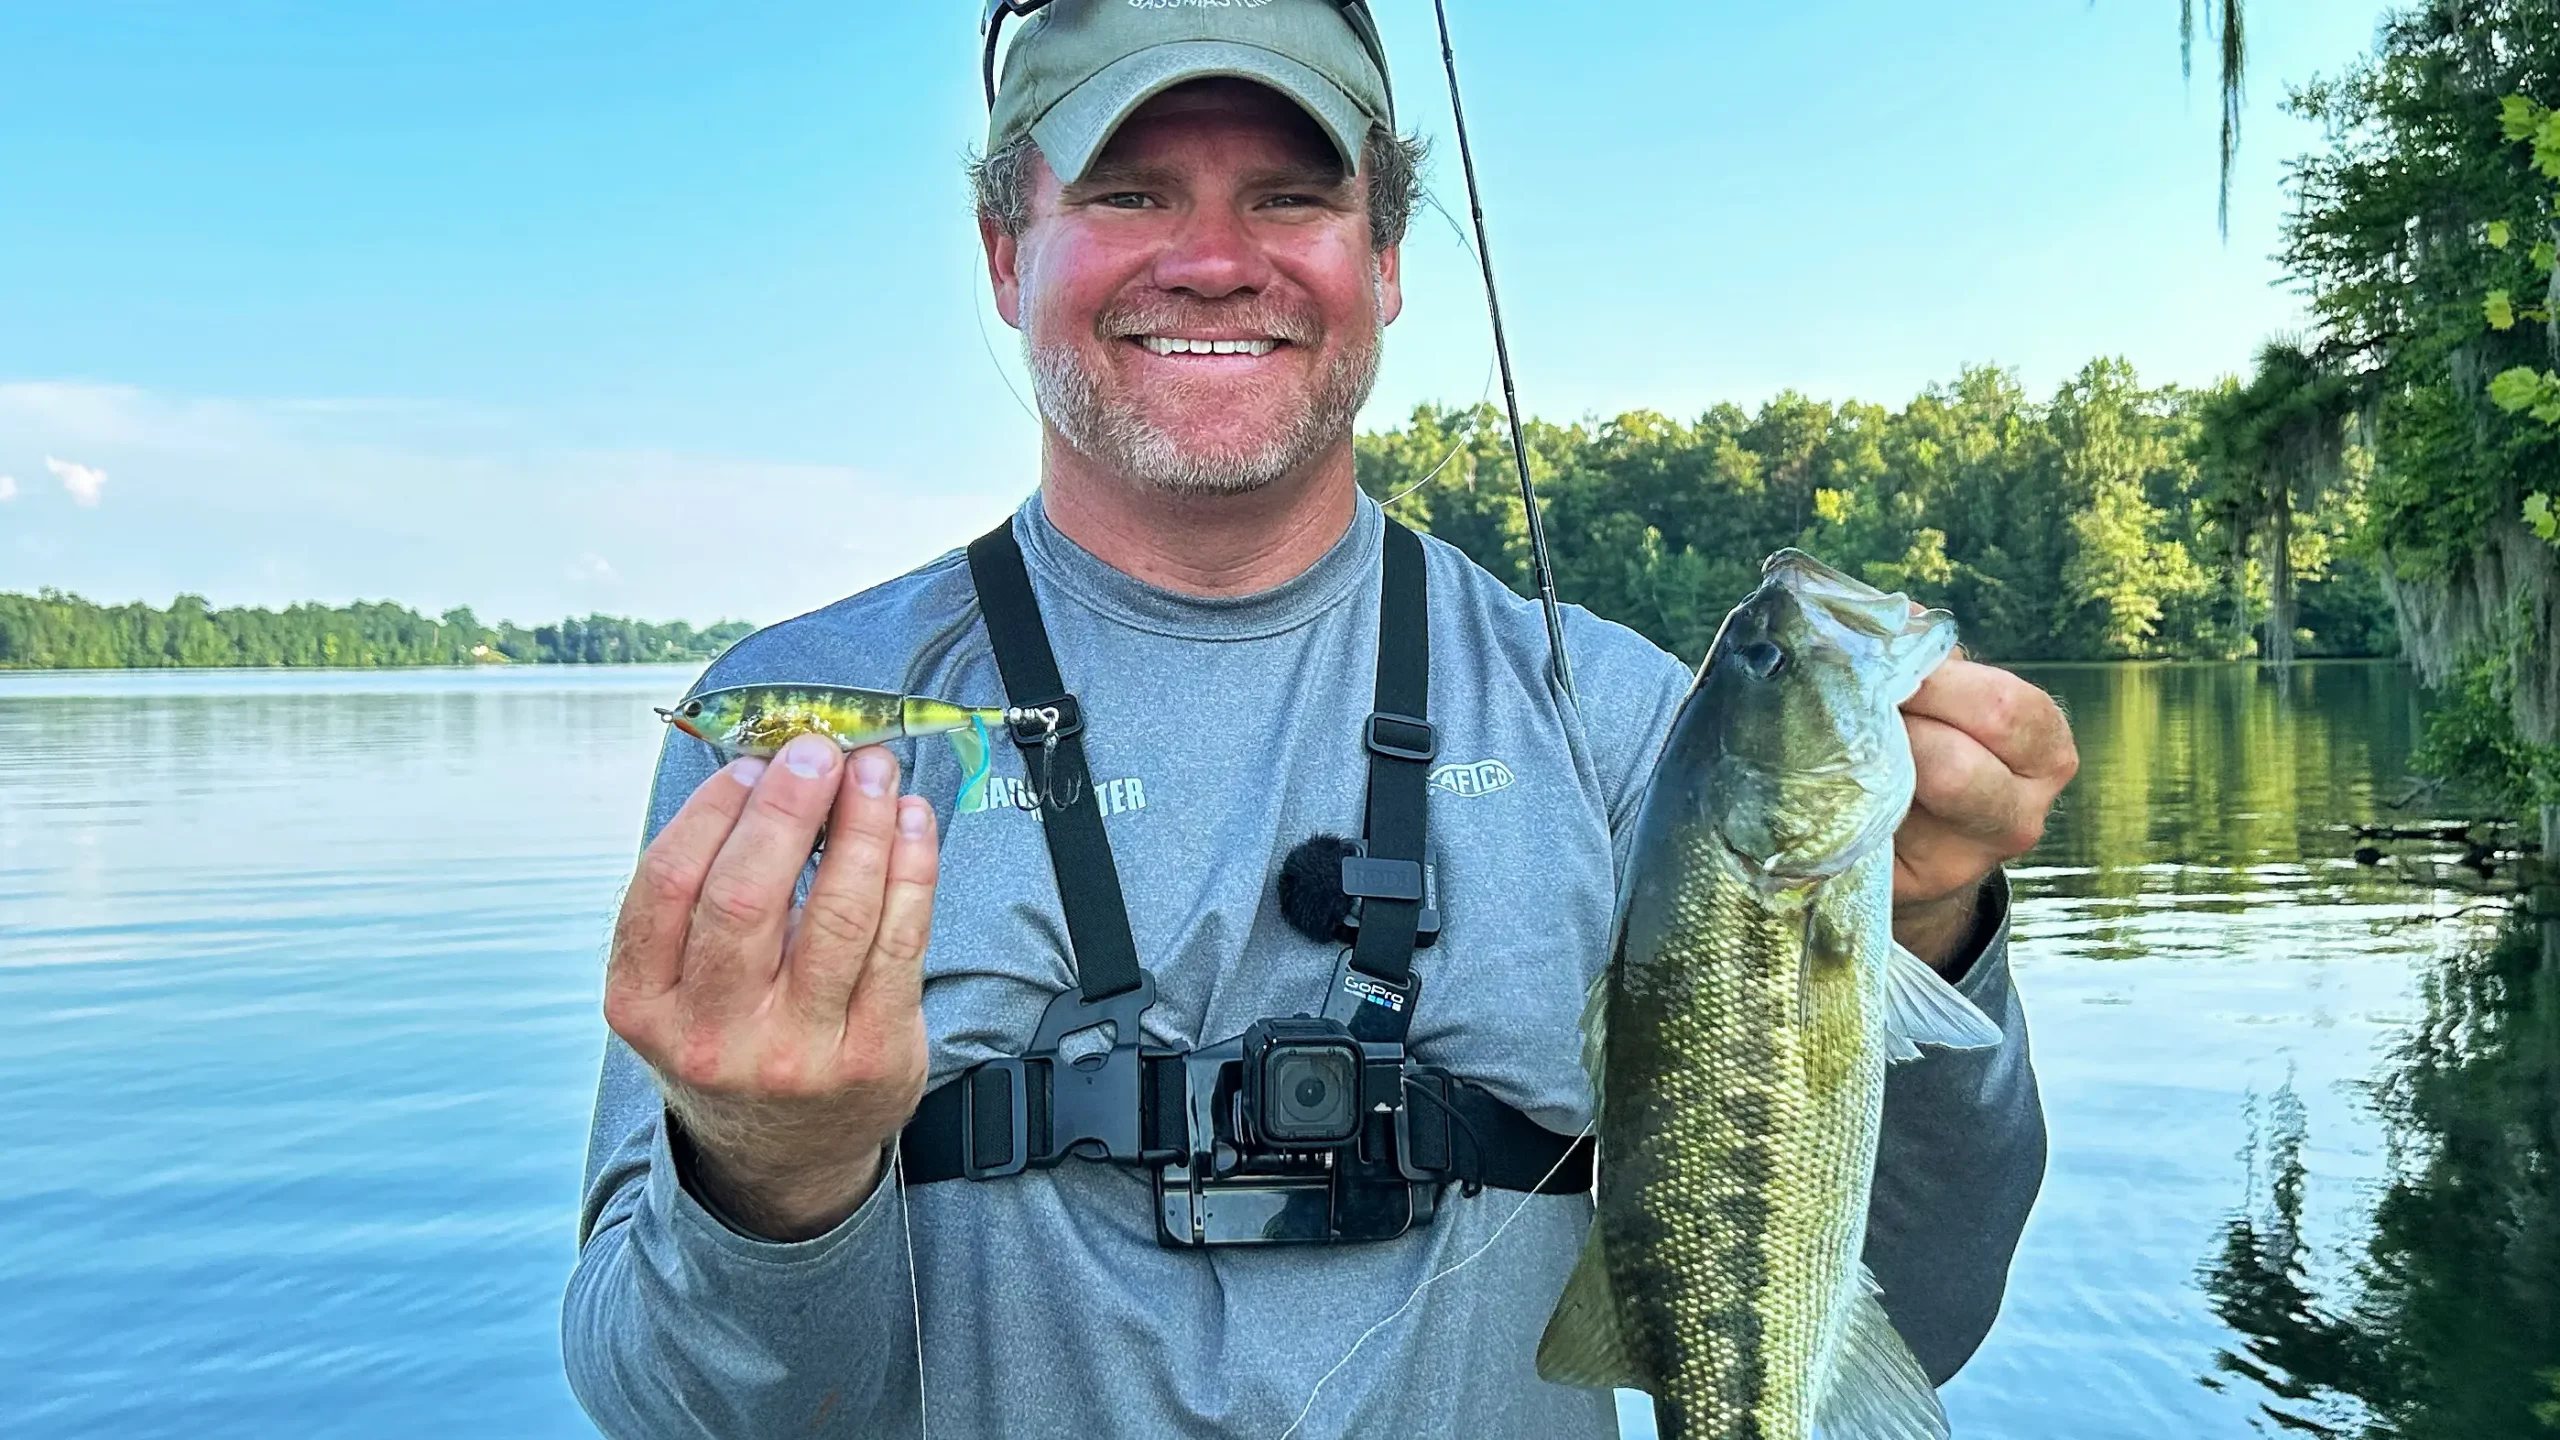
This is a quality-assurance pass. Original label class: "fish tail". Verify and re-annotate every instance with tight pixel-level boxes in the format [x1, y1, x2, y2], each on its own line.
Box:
[1807, 1268, 1947, 1439]
[946, 713, 994, 813]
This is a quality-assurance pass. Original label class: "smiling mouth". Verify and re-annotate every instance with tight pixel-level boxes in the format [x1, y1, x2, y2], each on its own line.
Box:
[1132, 335, 1284, 357]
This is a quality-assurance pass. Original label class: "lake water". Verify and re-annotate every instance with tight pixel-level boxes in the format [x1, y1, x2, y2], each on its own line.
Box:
[3, 660, 2550, 1438]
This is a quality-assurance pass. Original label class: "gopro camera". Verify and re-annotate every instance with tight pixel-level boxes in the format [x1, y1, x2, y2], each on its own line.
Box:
[1155, 1014, 1437, 1248]
[1241, 1018, 1363, 1149]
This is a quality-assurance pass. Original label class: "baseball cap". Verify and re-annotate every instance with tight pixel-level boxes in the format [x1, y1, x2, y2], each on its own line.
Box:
[984, 0, 1393, 184]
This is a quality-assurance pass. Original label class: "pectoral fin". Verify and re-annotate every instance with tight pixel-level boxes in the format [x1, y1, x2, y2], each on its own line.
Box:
[1811, 1269, 1948, 1440]
[1535, 1226, 1646, 1392]
[1881, 941, 2001, 1060]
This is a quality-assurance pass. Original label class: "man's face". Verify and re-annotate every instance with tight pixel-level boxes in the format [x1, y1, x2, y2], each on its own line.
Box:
[987, 79, 1402, 496]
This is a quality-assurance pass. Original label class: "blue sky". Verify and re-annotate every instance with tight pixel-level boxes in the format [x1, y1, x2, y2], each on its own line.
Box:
[0, 0, 2384, 626]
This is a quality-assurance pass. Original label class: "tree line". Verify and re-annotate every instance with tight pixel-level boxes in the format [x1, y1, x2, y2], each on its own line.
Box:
[1356, 357, 2396, 667]
[0, 590, 752, 670]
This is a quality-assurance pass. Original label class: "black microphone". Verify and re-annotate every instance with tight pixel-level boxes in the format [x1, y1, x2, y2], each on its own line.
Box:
[1278, 833, 1361, 945]
[1277, 832, 1442, 948]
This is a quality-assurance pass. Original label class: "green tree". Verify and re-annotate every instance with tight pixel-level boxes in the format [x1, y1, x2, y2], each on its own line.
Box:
[2281, 0, 2560, 849]
[2050, 359, 2214, 657]
[2195, 340, 2360, 666]
[0, 592, 753, 670]
[1358, 357, 2392, 668]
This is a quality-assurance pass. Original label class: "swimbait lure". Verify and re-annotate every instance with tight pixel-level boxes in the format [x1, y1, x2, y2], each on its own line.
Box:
[656, 683, 1076, 813]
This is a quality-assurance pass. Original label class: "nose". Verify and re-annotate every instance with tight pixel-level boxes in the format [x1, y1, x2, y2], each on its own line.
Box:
[1150, 200, 1273, 300]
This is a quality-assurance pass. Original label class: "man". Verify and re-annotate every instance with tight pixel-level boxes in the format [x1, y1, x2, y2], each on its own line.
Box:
[563, 3, 2069, 1436]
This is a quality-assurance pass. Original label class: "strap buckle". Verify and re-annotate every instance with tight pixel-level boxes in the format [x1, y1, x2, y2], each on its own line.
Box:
[1364, 711, 1436, 763]
[1028, 976, 1167, 1166]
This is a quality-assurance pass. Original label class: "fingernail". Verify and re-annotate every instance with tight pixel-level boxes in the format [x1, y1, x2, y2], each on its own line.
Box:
[727, 757, 768, 788]
[780, 733, 838, 779]
[899, 799, 930, 838]
[854, 749, 892, 798]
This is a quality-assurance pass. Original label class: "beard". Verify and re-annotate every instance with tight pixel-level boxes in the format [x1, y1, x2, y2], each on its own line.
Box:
[1023, 283, 1382, 497]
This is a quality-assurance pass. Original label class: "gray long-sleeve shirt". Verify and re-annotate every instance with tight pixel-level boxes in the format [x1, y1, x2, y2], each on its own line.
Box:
[562, 494, 2045, 1439]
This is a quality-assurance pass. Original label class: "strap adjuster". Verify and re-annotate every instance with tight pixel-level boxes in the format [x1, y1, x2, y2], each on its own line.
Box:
[1007, 693, 1083, 747]
[1365, 711, 1436, 763]
[960, 1057, 1031, 1180]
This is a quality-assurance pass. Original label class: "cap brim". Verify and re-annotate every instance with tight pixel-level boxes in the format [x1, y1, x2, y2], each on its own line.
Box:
[1031, 40, 1371, 185]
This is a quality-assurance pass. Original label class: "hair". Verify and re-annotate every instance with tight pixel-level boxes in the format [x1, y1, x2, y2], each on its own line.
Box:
[970, 123, 1429, 252]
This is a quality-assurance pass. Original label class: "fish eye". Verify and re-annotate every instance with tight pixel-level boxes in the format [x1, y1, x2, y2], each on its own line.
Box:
[683, 700, 703, 717]
[1735, 641, 1787, 679]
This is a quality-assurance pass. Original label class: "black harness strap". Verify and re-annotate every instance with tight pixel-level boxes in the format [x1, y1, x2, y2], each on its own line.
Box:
[902, 515, 1589, 1198]
[901, 1052, 1190, 1184]
[965, 521, 1144, 1003]
[1348, 522, 1433, 995]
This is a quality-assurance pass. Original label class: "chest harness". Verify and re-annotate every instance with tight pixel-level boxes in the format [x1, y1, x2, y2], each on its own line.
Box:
[896, 518, 1593, 1245]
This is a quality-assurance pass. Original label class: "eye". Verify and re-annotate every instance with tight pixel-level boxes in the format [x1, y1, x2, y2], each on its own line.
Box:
[1734, 642, 1787, 679]
[1097, 192, 1156, 210]
[683, 700, 703, 717]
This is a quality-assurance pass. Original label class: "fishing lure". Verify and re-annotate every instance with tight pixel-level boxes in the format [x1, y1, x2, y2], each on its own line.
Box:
[656, 683, 1079, 813]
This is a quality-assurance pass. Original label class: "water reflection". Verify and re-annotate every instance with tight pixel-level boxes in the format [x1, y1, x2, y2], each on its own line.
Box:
[2026, 661, 2435, 898]
[0, 659, 2532, 1438]
[2198, 914, 2560, 1438]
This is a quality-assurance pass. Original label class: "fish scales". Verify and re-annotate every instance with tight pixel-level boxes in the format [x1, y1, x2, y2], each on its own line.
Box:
[1537, 549, 1997, 1440]
[1605, 829, 1893, 1439]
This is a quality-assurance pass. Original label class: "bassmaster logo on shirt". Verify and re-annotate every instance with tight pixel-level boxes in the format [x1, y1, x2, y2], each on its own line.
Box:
[959, 774, 1151, 817]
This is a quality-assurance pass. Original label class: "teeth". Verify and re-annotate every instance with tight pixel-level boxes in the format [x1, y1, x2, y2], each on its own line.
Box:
[1140, 336, 1279, 357]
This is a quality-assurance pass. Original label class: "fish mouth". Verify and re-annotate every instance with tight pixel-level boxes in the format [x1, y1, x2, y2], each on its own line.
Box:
[654, 707, 704, 741]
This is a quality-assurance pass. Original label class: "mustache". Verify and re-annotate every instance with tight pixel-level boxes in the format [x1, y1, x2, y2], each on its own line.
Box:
[1095, 298, 1322, 346]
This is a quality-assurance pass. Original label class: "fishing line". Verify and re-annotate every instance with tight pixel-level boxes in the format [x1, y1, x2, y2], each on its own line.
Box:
[899, 1146, 931, 1440]
[1274, 1117, 1598, 1440]
[968, 256, 1040, 424]
[1374, 194, 1499, 515]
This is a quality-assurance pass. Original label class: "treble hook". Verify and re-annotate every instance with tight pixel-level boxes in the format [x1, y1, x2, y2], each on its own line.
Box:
[1038, 725, 1083, 812]
[1000, 704, 1084, 812]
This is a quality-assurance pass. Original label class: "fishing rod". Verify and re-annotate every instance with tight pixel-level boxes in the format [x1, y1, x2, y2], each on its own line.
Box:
[1429, 0, 1576, 701]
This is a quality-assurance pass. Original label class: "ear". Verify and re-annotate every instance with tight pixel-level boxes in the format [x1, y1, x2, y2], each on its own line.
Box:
[982, 214, 1024, 330]
[1375, 241, 1403, 326]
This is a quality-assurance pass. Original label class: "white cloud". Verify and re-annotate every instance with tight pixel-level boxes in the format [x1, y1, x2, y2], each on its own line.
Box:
[0, 381, 1021, 623]
[0, 475, 15, 502]
[44, 455, 106, 506]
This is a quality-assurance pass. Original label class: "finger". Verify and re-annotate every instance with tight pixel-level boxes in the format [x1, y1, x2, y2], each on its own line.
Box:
[1907, 713, 2040, 851]
[682, 733, 845, 1017]
[1902, 659, 2076, 781]
[784, 746, 906, 1023]
[1893, 807, 2004, 908]
[605, 757, 765, 1028]
[850, 795, 940, 1025]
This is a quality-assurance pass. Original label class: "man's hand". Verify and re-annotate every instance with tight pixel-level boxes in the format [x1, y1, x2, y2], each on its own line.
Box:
[603, 733, 939, 1241]
[1893, 654, 2077, 973]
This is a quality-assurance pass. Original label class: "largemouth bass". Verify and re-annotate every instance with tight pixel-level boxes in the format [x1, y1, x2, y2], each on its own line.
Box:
[1536, 551, 2002, 1440]
[658, 684, 1016, 812]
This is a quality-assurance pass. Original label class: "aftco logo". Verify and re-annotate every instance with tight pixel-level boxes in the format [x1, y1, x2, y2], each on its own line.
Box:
[1428, 760, 1515, 798]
